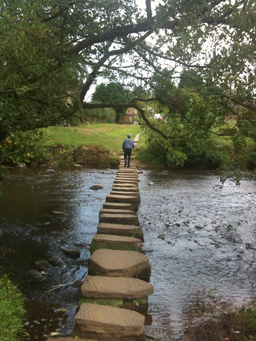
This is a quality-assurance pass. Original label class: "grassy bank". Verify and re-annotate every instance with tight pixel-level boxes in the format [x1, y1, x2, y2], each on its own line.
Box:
[1, 124, 142, 166]
[0, 275, 25, 341]
[41, 124, 141, 154]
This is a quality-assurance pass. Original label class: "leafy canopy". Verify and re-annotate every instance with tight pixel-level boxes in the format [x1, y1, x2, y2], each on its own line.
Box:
[0, 0, 255, 145]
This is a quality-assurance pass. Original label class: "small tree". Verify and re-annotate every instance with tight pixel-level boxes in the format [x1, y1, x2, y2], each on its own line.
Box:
[92, 83, 128, 123]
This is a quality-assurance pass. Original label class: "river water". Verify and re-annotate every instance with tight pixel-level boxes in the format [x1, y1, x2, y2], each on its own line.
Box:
[0, 167, 256, 341]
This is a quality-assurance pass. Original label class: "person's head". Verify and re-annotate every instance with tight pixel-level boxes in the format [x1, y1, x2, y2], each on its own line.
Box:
[127, 134, 131, 138]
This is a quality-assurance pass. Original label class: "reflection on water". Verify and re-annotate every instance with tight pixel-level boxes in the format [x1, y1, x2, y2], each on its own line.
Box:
[0, 167, 116, 340]
[1, 167, 256, 340]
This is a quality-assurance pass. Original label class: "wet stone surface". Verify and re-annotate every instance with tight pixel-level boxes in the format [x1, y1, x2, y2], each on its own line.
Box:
[1, 167, 256, 340]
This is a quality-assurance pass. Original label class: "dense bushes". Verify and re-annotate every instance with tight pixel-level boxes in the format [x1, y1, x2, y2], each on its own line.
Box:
[137, 126, 230, 169]
[1, 131, 48, 165]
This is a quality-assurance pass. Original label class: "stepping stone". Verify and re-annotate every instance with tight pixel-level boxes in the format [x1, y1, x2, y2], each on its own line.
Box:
[99, 213, 139, 225]
[81, 276, 153, 299]
[113, 179, 138, 186]
[112, 187, 139, 192]
[97, 223, 144, 241]
[117, 171, 138, 175]
[90, 234, 142, 254]
[106, 195, 140, 209]
[110, 191, 140, 197]
[99, 208, 135, 216]
[103, 202, 134, 210]
[115, 178, 138, 183]
[47, 337, 91, 341]
[89, 249, 151, 281]
[112, 184, 138, 188]
[79, 276, 153, 312]
[75, 303, 145, 340]
[119, 165, 136, 169]
[118, 169, 137, 173]
[116, 174, 138, 179]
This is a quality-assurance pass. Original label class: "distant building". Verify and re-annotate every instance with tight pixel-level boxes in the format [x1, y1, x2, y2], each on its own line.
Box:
[119, 108, 139, 125]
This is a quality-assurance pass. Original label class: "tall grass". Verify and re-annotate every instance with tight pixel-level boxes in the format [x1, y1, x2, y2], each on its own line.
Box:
[0, 275, 26, 341]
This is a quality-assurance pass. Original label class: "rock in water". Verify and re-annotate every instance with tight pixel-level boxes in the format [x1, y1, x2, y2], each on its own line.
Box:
[52, 211, 69, 216]
[46, 169, 55, 174]
[90, 184, 104, 190]
[34, 260, 51, 271]
[61, 248, 80, 259]
[24, 269, 45, 282]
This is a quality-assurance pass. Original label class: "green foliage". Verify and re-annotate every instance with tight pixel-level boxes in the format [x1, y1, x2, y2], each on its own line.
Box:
[0, 275, 26, 341]
[0, 0, 80, 138]
[141, 124, 229, 168]
[92, 83, 128, 122]
[2, 130, 49, 165]
[86, 108, 116, 123]
[1, 0, 256, 172]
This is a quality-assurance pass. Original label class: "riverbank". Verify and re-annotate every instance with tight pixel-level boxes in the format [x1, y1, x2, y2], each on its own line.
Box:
[0, 124, 142, 168]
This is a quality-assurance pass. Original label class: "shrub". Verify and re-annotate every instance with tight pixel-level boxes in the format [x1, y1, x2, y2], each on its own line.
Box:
[2, 130, 48, 165]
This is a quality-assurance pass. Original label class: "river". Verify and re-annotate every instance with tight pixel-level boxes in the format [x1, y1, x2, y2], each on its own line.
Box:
[0, 166, 256, 341]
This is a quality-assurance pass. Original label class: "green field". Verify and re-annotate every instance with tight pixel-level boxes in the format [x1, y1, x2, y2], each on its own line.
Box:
[41, 124, 142, 154]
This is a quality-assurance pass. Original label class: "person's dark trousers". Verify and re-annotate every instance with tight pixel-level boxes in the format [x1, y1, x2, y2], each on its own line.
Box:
[123, 148, 132, 167]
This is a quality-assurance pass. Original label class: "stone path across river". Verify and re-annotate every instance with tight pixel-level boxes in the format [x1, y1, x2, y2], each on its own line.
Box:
[47, 132, 153, 341]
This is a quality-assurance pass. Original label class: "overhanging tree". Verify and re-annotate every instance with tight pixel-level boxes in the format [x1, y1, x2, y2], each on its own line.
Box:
[0, 0, 255, 143]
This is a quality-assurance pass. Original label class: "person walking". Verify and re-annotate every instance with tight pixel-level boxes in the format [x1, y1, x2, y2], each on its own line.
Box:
[122, 134, 135, 168]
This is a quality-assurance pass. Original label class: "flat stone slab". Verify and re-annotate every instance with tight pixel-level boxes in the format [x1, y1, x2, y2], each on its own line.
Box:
[99, 213, 139, 225]
[112, 184, 138, 188]
[112, 187, 139, 192]
[47, 337, 93, 341]
[116, 174, 138, 177]
[97, 223, 143, 241]
[118, 169, 137, 173]
[110, 191, 140, 197]
[106, 194, 140, 205]
[81, 276, 153, 299]
[115, 177, 138, 182]
[103, 202, 134, 210]
[89, 249, 151, 281]
[75, 303, 145, 338]
[113, 180, 138, 186]
[99, 208, 135, 216]
[90, 234, 142, 253]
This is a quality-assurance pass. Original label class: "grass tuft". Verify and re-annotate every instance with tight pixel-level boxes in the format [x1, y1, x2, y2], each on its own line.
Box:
[0, 275, 26, 341]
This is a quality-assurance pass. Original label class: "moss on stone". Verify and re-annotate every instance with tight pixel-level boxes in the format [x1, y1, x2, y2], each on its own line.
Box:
[79, 297, 123, 308]
[90, 241, 141, 254]
[133, 296, 148, 306]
